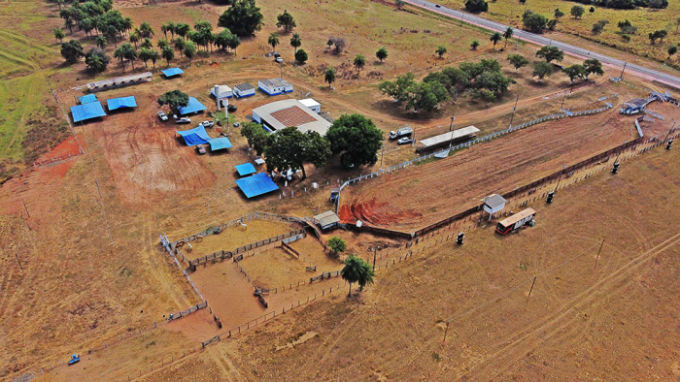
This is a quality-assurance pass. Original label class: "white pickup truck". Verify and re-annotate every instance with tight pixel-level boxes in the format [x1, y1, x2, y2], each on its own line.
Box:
[389, 126, 413, 140]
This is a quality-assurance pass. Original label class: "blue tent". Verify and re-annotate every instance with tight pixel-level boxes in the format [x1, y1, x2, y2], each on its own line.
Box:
[179, 97, 207, 116]
[234, 163, 256, 176]
[79, 94, 98, 104]
[176, 125, 211, 146]
[235, 172, 279, 198]
[71, 102, 106, 122]
[107, 96, 137, 111]
[162, 68, 184, 78]
[209, 137, 233, 151]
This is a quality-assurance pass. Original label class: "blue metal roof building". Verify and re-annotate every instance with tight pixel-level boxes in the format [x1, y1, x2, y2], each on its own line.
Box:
[162, 68, 184, 78]
[179, 97, 207, 116]
[234, 163, 257, 176]
[71, 102, 106, 122]
[107, 96, 137, 111]
[235, 172, 279, 198]
[79, 94, 98, 104]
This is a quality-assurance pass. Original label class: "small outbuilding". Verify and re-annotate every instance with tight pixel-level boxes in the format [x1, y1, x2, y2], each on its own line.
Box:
[209, 137, 233, 152]
[299, 98, 321, 113]
[234, 163, 257, 177]
[620, 98, 647, 115]
[71, 102, 106, 123]
[313, 210, 340, 231]
[483, 194, 506, 220]
[176, 125, 211, 146]
[252, 99, 331, 135]
[106, 96, 137, 111]
[211, 85, 233, 99]
[78, 94, 98, 104]
[178, 97, 207, 116]
[258, 78, 293, 96]
[233, 83, 256, 98]
[162, 68, 184, 78]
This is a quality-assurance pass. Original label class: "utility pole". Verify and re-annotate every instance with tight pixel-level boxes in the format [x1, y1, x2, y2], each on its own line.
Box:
[448, 116, 456, 149]
[379, 145, 385, 170]
[559, 93, 567, 112]
[619, 62, 627, 79]
[14, 248, 23, 272]
[596, 239, 605, 260]
[21, 199, 30, 218]
[372, 246, 380, 272]
[508, 94, 520, 128]
[526, 276, 537, 301]
[442, 320, 450, 344]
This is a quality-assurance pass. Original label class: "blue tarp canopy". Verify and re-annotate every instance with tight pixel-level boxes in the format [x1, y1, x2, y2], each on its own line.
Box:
[71, 102, 106, 122]
[162, 68, 184, 77]
[234, 163, 256, 176]
[79, 94, 98, 104]
[179, 97, 207, 116]
[107, 96, 137, 111]
[235, 172, 279, 198]
[176, 125, 211, 146]
[209, 137, 233, 151]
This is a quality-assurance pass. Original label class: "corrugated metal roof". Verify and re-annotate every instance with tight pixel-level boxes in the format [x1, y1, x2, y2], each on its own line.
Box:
[260, 78, 291, 88]
[418, 126, 480, 148]
[234, 83, 255, 91]
[484, 194, 506, 209]
[253, 99, 331, 135]
[314, 210, 340, 227]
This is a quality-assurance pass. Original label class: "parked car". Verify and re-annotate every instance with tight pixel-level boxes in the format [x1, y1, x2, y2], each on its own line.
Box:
[275, 57, 283, 63]
[397, 137, 414, 145]
[157, 111, 168, 121]
[233, 122, 241, 128]
[200, 120, 214, 128]
[227, 104, 237, 112]
[435, 4, 441, 7]
[196, 145, 206, 155]
[176, 117, 191, 124]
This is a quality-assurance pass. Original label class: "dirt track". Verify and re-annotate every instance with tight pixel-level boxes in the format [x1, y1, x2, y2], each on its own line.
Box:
[340, 110, 637, 232]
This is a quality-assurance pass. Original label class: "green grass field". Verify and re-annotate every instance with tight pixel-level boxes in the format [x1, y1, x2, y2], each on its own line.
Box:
[438, 0, 680, 65]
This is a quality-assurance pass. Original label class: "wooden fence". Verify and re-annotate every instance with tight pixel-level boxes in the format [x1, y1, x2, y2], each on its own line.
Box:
[168, 301, 208, 321]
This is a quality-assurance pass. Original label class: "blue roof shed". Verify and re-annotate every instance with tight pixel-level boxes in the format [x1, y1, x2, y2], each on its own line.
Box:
[107, 96, 137, 111]
[71, 102, 107, 122]
[162, 68, 184, 78]
[178, 97, 207, 116]
[235, 172, 279, 198]
[234, 163, 257, 176]
[79, 94, 98, 104]
[176, 125, 211, 146]
[209, 137, 233, 151]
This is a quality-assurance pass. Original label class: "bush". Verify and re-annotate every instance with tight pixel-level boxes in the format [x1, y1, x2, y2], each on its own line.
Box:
[464, 0, 488, 13]
[295, 48, 308, 64]
[327, 236, 346, 254]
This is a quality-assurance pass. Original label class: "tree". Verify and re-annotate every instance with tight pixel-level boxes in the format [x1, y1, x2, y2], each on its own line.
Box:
[536, 46, 563, 62]
[324, 67, 336, 87]
[554, 8, 564, 20]
[435, 45, 447, 58]
[218, 0, 264, 37]
[96, 35, 107, 49]
[161, 23, 169, 38]
[161, 45, 174, 65]
[592, 20, 608, 34]
[326, 114, 383, 169]
[140, 37, 153, 50]
[490, 32, 502, 50]
[503, 26, 513, 48]
[353, 54, 366, 71]
[327, 236, 346, 254]
[226, 33, 241, 55]
[379, 73, 416, 104]
[523, 12, 548, 33]
[329, 36, 346, 54]
[459, 62, 485, 81]
[129, 30, 140, 49]
[564, 64, 586, 84]
[327, 38, 334, 49]
[60, 40, 84, 63]
[148, 49, 160, 68]
[157, 38, 170, 51]
[589, 6, 595, 13]
[114, 42, 137, 69]
[583, 58, 603, 79]
[174, 37, 186, 57]
[276, 9, 296, 32]
[295, 48, 308, 64]
[341, 255, 374, 296]
[507, 54, 529, 71]
[464, 0, 488, 13]
[85, 48, 110, 72]
[54, 28, 65, 43]
[395, 0, 405, 9]
[268, 32, 279, 51]
[158, 90, 189, 117]
[407, 81, 449, 112]
[240, 122, 269, 154]
[376, 47, 388, 62]
[290, 33, 302, 53]
[471, 39, 480, 50]
[175, 23, 190, 38]
[533, 61, 553, 82]
[571, 5, 585, 19]
[139, 48, 153, 67]
[139, 21, 154, 37]
[264, 127, 331, 180]
[669, 45, 678, 59]
[184, 41, 196, 63]
[214, 29, 233, 51]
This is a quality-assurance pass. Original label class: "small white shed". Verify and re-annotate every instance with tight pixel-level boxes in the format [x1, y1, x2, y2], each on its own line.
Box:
[211, 85, 233, 99]
[299, 98, 321, 113]
[233, 83, 256, 98]
[258, 78, 293, 96]
[483, 194, 506, 220]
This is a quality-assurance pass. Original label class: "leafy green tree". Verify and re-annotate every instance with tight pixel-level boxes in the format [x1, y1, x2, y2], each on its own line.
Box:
[161, 23, 169, 38]
[464, 0, 488, 13]
[376, 47, 388, 62]
[564, 64, 586, 84]
[459, 62, 484, 81]
[324, 67, 336, 87]
[157, 38, 170, 51]
[174, 37, 186, 57]
[533, 61, 553, 82]
[114, 42, 137, 69]
[589, 6, 595, 13]
[129, 30, 140, 49]
[290, 32, 302, 53]
[554, 8, 564, 19]
[139, 21, 154, 37]
[264, 127, 331, 180]
[547, 19, 558, 31]
[490, 32, 502, 49]
[240, 122, 269, 155]
[54, 28, 65, 43]
[139, 47, 153, 67]
[474, 71, 512, 96]
[669, 45, 678, 59]
[507, 54, 529, 71]
[276, 9, 296, 32]
[353, 54, 366, 71]
[379, 72, 416, 104]
[326, 114, 384, 169]
[395, 0, 405, 9]
[503, 26, 513, 48]
[523, 11, 548, 33]
[167, 21, 176, 39]
[327, 236, 346, 254]
[571, 5, 585, 19]
[480, 58, 501, 73]
[60, 40, 84, 63]
[341, 255, 374, 296]
[140, 37, 153, 50]
[80, 18, 94, 37]
[471, 39, 480, 50]
[214, 29, 234, 51]
[218, 0, 264, 37]
[435, 45, 447, 58]
[226, 33, 241, 55]
[583, 58, 603, 79]
[175, 23, 190, 38]
[161, 45, 174, 65]
[268, 32, 279, 51]
[295, 48, 308, 64]
[158, 90, 189, 116]
[96, 35, 107, 49]
[148, 49, 160, 68]
[85, 48, 110, 72]
[184, 40, 197, 63]
[536, 45, 563, 62]
[407, 81, 449, 113]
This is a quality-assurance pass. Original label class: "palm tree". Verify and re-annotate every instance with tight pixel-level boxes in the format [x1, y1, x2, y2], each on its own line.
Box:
[325, 67, 336, 88]
[471, 40, 480, 50]
[54, 28, 65, 43]
[96, 35, 107, 49]
[157, 38, 170, 51]
[503, 26, 514, 48]
[184, 41, 196, 64]
[268, 33, 280, 52]
[341, 255, 374, 297]
[161, 45, 174, 66]
[174, 37, 186, 57]
[490, 32, 502, 50]
[435, 45, 447, 58]
[149, 49, 160, 68]
[290, 33, 302, 54]
[138, 48, 152, 67]
[167, 21, 176, 39]
[161, 23, 169, 38]
[129, 30, 140, 49]
[139, 22, 154, 38]
[114, 43, 137, 70]
[140, 37, 153, 50]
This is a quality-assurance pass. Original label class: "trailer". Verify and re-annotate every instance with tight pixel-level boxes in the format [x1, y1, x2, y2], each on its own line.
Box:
[416, 126, 479, 152]
[495, 208, 536, 235]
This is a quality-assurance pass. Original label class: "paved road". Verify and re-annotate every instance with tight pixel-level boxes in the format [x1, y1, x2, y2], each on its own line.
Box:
[404, 0, 680, 89]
